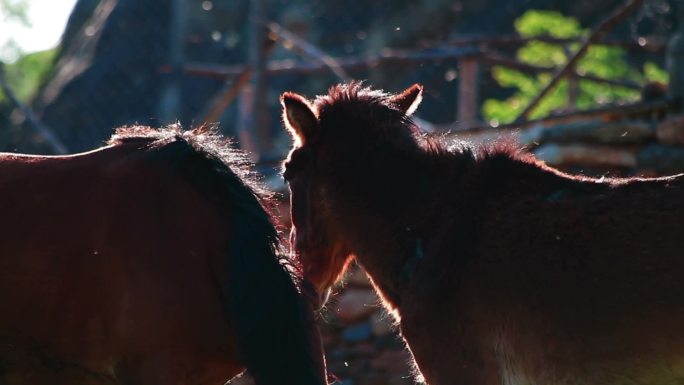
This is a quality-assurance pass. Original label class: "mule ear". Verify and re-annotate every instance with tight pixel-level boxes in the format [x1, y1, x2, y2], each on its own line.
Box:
[389, 84, 423, 116]
[281, 92, 318, 146]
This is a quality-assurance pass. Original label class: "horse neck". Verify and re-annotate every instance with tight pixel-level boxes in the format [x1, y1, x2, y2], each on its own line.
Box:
[329, 149, 458, 308]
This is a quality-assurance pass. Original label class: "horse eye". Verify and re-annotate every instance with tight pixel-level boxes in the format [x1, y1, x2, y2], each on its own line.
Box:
[283, 148, 313, 181]
[283, 165, 294, 181]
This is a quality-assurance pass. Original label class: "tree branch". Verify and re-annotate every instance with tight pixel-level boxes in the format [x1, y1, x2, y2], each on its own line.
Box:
[515, 0, 646, 122]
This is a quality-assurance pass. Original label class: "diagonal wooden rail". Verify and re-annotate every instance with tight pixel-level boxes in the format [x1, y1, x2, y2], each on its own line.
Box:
[265, 21, 352, 82]
[197, 20, 349, 127]
[196, 37, 276, 126]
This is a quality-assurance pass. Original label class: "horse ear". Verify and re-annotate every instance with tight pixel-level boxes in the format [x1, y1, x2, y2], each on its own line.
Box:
[281, 92, 318, 146]
[389, 84, 423, 116]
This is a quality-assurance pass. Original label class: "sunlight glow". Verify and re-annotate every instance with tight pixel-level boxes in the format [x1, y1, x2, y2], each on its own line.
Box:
[0, 0, 77, 62]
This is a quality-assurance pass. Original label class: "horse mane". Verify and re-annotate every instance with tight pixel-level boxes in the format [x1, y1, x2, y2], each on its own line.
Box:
[314, 82, 422, 153]
[315, 83, 532, 164]
[318, 81, 392, 109]
[108, 125, 324, 384]
[109, 124, 274, 201]
[315, 83, 605, 185]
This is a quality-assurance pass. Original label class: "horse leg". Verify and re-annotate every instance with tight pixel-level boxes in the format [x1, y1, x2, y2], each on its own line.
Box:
[400, 300, 499, 385]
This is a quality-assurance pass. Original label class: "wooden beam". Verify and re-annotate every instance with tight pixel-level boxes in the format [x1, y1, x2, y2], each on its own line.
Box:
[448, 99, 670, 134]
[265, 21, 351, 81]
[185, 47, 480, 79]
[480, 54, 642, 90]
[187, 50, 642, 92]
[197, 66, 253, 126]
[447, 35, 666, 52]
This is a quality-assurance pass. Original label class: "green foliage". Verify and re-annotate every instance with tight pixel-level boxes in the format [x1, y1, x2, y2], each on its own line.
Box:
[0, 48, 56, 104]
[483, 10, 666, 125]
[643, 61, 669, 84]
[515, 10, 581, 39]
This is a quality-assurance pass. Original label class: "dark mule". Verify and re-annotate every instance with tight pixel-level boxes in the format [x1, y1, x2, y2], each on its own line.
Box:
[0, 126, 326, 385]
[281, 82, 684, 385]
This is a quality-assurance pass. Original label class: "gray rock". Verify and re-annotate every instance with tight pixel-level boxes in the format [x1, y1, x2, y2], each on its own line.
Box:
[335, 288, 380, 323]
[657, 115, 684, 145]
[342, 322, 373, 342]
[534, 143, 637, 168]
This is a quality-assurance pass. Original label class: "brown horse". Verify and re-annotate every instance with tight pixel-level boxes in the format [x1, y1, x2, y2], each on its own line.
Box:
[281, 82, 684, 385]
[0, 126, 327, 385]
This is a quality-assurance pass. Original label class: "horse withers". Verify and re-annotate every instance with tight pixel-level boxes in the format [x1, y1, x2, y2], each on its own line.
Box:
[0, 126, 327, 385]
[281, 82, 684, 385]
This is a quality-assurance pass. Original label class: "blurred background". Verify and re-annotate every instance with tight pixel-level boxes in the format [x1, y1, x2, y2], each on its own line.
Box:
[2, 0, 684, 384]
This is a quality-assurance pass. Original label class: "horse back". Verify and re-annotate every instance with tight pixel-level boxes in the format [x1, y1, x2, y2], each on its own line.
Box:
[469, 162, 684, 308]
[402, 160, 684, 385]
[447, 164, 684, 383]
[0, 143, 242, 383]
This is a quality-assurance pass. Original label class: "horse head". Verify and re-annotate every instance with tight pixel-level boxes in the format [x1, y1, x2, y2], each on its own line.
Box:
[280, 82, 423, 308]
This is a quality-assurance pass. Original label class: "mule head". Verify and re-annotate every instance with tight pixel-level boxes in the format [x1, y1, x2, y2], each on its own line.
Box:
[280, 83, 423, 308]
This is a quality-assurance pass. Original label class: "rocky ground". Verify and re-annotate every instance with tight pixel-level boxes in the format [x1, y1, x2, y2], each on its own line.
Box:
[228, 264, 418, 385]
[318, 266, 417, 385]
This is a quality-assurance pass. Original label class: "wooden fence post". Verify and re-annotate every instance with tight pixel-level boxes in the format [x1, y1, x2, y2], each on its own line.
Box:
[236, 0, 270, 159]
[236, 83, 259, 156]
[567, 72, 579, 110]
[158, 0, 187, 123]
[458, 57, 479, 128]
[565, 46, 578, 110]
